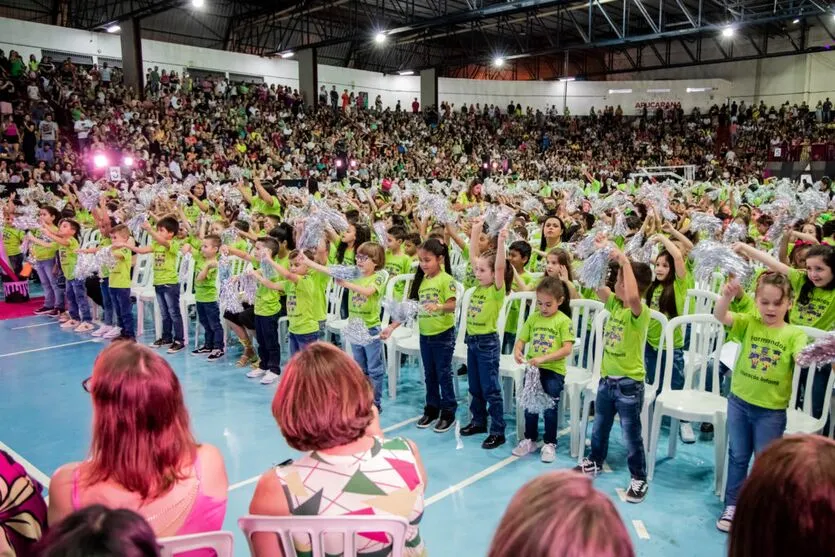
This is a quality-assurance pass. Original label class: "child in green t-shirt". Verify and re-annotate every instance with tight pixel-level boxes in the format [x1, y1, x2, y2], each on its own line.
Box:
[384, 225, 413, 299]
[511, 277, 575, 462]
[246, 236, 284, 385]
[106, 224, 135, 341]
[712, 273, 808, 533]
[576, 246, 654, 504]
[192, 235, 224, 360]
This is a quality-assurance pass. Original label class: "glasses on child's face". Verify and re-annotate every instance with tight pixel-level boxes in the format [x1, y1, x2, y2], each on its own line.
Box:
[82, 377, 91, 393]
[356, 255, 369, 263]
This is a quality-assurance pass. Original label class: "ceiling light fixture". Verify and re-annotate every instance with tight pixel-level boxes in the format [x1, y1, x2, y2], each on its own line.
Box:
[493, 57, 505, 68]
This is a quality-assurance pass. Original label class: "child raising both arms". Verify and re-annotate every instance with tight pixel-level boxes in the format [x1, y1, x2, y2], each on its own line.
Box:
[712, 273, 809, 533]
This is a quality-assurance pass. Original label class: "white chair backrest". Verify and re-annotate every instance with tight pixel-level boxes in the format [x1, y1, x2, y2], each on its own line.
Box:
[568, 299, 605, 367]
[137, 230, 151, 247]
[229, 255, 248, 276]
[683, 288, 719, 315]
[663, 314, 726, 394]
[381, 273, 415, 328]
[645, 310, 669, 393]
[792, 326, 835, 429]
[177, 253, 196, 296]
[694, 271, 725, 294]
[81, 228, 101, 249]
[158, 531, 234, 557]
[131, 253, 153, 288]
[238, 515, 410, 557]
[452, 280, 465, 326]
[449, 246, 463, 269]
[455, 287, 477, 346]
[587, 309, 611, 383]
[326, 280, 345, 319]
[495, 291, 536, 353]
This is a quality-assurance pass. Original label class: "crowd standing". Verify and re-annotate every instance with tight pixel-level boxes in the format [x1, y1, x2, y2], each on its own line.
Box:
[1, 48, 835, 557]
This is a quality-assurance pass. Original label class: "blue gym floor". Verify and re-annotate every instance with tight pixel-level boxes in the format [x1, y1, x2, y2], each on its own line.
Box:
[0, 311, 730, 557]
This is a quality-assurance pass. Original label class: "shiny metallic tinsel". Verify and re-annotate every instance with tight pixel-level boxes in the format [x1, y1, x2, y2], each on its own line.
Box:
[518, 365, 555, 414]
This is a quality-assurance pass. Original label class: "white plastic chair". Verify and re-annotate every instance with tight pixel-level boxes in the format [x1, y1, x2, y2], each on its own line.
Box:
[382, 274, 415, 400]
[451, 286, 477, 371]
[176, 254, 196, 346]
[683, 288, 719, 315]
[324, 282, 346, 343]
[648, 314, 727, 496]
[238, 515, 410, 557]
[81, 228, 101, 249]
[158, 531, 234, 557]
[565, 299, 604, 457]
[495, 291, 536, 442]
[132, 254, 156, 337]
[786, 326, 835, 435]
[694, 271, 725, 294]
[575, 310, 609, 464]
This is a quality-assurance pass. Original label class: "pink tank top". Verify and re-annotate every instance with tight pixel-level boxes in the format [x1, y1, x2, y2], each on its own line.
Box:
[72, 455, 227, 553]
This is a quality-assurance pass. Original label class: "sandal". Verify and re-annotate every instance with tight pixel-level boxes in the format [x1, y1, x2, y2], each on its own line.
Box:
[236, 349, 256, 368]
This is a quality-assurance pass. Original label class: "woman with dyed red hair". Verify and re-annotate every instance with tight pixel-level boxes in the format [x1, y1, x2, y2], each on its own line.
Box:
[47, 342, 228, 546]
[248, 342, 428, 557]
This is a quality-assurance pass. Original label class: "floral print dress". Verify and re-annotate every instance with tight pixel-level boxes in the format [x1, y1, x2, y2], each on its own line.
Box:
[0, 450, 47, 556]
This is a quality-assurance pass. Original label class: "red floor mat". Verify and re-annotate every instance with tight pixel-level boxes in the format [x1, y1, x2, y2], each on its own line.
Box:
[0, 297, 45, 320]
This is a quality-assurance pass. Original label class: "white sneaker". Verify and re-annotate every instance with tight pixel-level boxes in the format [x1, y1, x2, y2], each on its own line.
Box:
[74, 322, 95, 333]
[246, 368, 266, 379]
[540, 442, 557, 463]
[680, 422, 696, 444]
[260, 371, 280, 385]
[716, 505, 735, 532]
[91, 325, 110, 337]
[102, 327, 122, 339]
[511, 439, 538, 457]
[61, 319, 79, 329]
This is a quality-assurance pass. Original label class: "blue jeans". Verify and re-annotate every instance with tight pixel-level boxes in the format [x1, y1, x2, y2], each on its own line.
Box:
[795, 363, 833, 434]
[419, 328, 457, 415]
[65, 278, 91, 321]
[196, 301, 224, 350]
[110, 287, 134, 338]
[644, 345, 684, 396]
[254, 313, 281, 373]
[589, 377, 647, 480]
[465, 333, 505, 435]
[100, 278, 114, 326]
[351, 327, 385, 410]
[724, 394, 786, 505]
[289, 330, 321, 357]
[34, 258, 63, 310]
[524, 368, 564, 444]
[155, 284, 183, 343]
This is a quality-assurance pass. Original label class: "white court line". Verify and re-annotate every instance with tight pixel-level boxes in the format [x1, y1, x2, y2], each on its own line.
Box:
[424, 426, 571, 507]
[0, 440, 50, 487]
[11, 321, 61, 330]
[227, 415, 423, 492]
[602, 462, 613, 473]
[632, 519, 651, 540]
[0, 340, 95, 358]
[615, 487, 627, 502]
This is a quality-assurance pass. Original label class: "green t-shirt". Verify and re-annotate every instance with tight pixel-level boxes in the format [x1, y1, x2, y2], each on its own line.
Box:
[417, 271, 457, 336]
[788, 267, 835, 330]
[98, 238, 111, 279]
[519, 310, 574, 375]
[152, 240, 180, 285]
[466, 284, 505, 335]
[184, 205, 201, 223]
[31, 230, 57, 261]
[729, 313, 808, 410]
[58, 237, 79, 280]
[646, 274, 688, 349]
[311, 270, 329, 324]
[194, 259, 218, 303]
[3, 225, 24, 256]
[601, 296, 650, 382]
[349, 271, 387, 328]
[75, 210, 94, 226]
[505, 271, 536, 334]
[251, 195, 282, 217]
[254, 270, 282, 317]
[286, 272, 322, 334]
[109, 247, 132, 289]
[385, 250, 412, 298]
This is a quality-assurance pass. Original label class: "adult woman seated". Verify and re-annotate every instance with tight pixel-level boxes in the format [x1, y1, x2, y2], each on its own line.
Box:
[48, 342, 228, 542]
[249, 342, 427, 557]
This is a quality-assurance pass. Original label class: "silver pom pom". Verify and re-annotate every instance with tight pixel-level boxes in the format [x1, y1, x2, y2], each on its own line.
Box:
[73, 253, 99, 281]
[219, 277, 244, 314]
[577, 246, 612, 289]
[78, 184, 101, 211]
[612, 211, 630, 238]
[237, 273, 258, 304]
[342, 318, 380, 346]
[178, 253, 193, 284]
[518, 365, 555, 414]
[796, 333, 835, 367]
[689, 212, 723, 238]
[127, 213, 147, 239]
[484, 205, 514, 237]
[382, 298, 421, 326]
[95, 247, 116, 271]
[220, 228, 238, 245]
[12, 215, 40, 230]
[689, 241, 751, 283]
[328, 265, 362, 281]
[373, 221, 388, 246]
[722, 222, 748, 244]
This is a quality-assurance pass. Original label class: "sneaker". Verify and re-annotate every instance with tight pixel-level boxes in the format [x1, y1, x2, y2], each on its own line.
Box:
[716, 506, 735, 532]
[511, 439, 538, 457]
[74, 322, 95, 333]
[167, 341, 185, 354]
[416, 413, 438, 429]
[207, 349, 224, 361]
[58, 313, 70, 323]
[246, 368, 266, 379]
[33, 306, 50, 315]
[680, 422, 696, 444]
[541, 442, 557, 463]
[61, 319, 79, 329]
[701, 422, 715, 434]
[573, 458, 601, 477]
[459, 423, 487, 437]
[260, 371, 279, 384]
[113, 335, 135, 343]
[625, 478, 649, 503]
[91, 325, 111, 337]
[433, 414, 456, 433]
[102, 327, 122, 339]
[481, 434, 506, 450]
[46, 309, 61, 317]
[192, 346, 212, 355]
[456, 364, 468, 376]
[151, 338, 171, 348]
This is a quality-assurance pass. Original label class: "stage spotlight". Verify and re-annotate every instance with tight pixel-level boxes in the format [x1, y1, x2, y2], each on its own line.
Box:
[335, 159, 344, 168]
[123, 156, 134, 167]
[722, 26, 735, 37]
[493, 57, 504, 68]
[106, 24, 120, 33]
[192, 0, 205, 8]
[375, 32, 387, 44]
[93, 153, 109, 168]
[350, 159, 358, 168]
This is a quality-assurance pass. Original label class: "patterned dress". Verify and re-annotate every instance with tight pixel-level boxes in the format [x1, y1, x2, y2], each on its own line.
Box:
[0, 450, 47, 556]
[275, 436, 426, 557]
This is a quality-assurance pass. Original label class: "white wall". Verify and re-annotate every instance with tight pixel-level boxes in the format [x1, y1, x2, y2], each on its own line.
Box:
[1, 17, 833, 112]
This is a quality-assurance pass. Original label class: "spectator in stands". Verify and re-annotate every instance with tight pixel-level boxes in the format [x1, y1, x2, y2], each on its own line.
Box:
[35, 142, 54, 165]
[39, 113, 57, 148]
[47, 342, 229, 539]
[248, 342, 427, 557]
[329, 85, 338, 112]
[8, 51, 25, 79]
[488, 471, 634, 557]
[34, 505, 159, 557]
[728, 435, 835, 557]
[100, 62, 112, 88]
[0, 449, 48, 556]
[412, 97, 419, 113]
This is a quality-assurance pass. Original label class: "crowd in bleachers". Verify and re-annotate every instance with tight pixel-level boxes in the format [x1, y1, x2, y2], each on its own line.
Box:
[1, 48, 835, 556]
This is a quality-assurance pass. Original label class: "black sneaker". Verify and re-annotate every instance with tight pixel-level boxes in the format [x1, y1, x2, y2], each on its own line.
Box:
[192, 346, 212, 355]
[625, 478, 649, 503]
[701, 422, 715, 433]
[46, 309, 61, 317]
[481, 434, 506, 450]
[456, 364, 468, 376]
[33, 306, 51, 315]
[151, 338, 171, 348]
[433, 412, 456, 433]
[207, 349, 224, 361]
[573, 458, 602, 477]
[416, 414, 438, 429]
[167, 341, 185, 354]
[459, 423, 487, 437]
